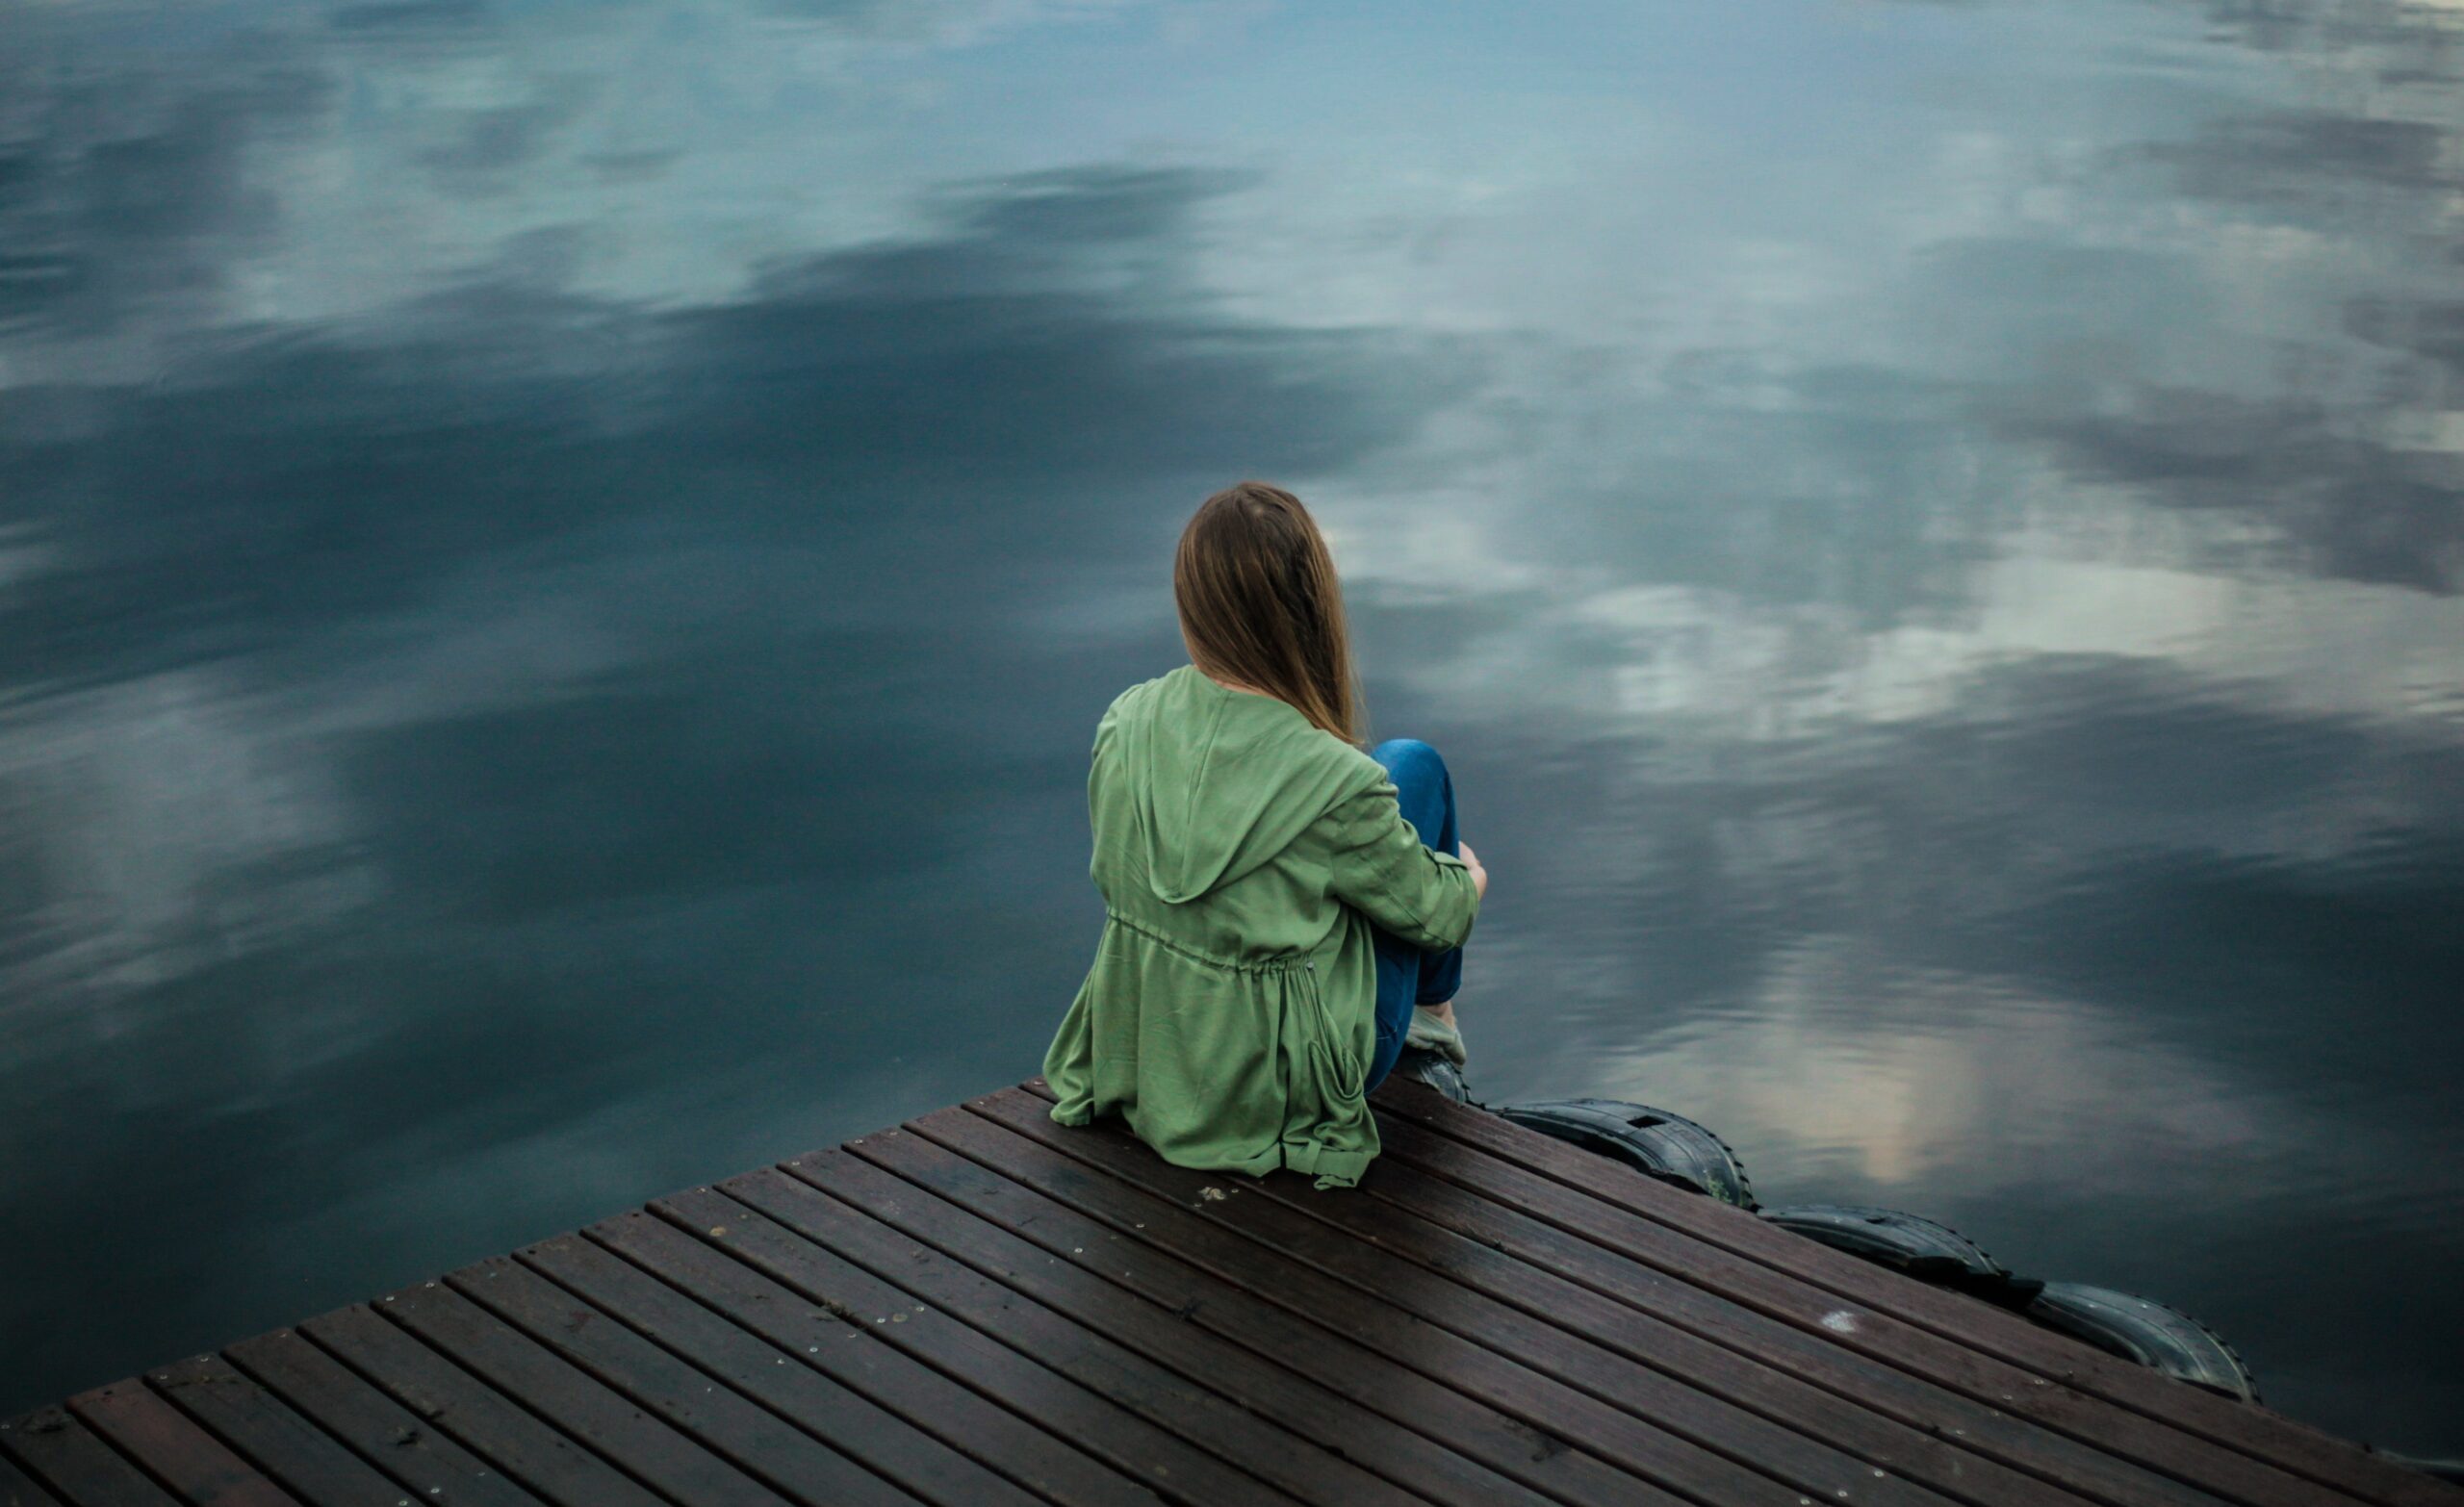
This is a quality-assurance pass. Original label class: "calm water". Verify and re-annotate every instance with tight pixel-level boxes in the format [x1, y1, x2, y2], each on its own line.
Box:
[3, 0, 2460, 1451]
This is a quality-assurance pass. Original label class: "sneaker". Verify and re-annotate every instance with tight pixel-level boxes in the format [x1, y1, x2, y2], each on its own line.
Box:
[1391, 1047, 1473, 1103]
[1405, 1004, 1467, 1066]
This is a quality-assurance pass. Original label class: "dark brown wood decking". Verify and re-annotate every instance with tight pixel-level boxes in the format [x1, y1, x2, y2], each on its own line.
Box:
[5, 1080, 2453, 1507]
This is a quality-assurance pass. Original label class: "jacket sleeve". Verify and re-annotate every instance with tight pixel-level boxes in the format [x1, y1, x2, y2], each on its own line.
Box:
[1323, 781, 1480, 953]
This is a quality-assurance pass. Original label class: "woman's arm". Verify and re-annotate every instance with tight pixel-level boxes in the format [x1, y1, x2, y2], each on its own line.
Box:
[1325, 783, 1482, 952]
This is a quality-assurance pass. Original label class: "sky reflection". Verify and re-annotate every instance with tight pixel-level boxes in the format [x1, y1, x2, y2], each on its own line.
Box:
[1, 0, 2458, 1452]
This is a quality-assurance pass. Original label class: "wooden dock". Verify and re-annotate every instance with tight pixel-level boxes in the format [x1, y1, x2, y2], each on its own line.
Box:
[4, 1078, 2454, 1507]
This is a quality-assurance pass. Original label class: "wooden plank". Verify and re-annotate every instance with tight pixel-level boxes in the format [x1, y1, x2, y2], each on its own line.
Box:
[1008, 1079, 2258, 1507]
[767, 1145, 1635, 1507]
[372, 1277, 796, 1507]
[964, 1087, 2193, 1507]
[448, 1253, 931, 1507]
[1344, 1147, 2227, 1507]
[15, 1078, 2451, 1507]
[0, 1451, 64, 1507]
[1375, 1079, 2451, 1507]
[1363, 1102, 2348, 1507]
[706, 1166, 1397, 1507]
[648, 1187, 1302, 1507]
[719, 1172, 1439, 1507]
[508, 1234, 1043, 1507]
[145, 1354, 405, 1507]
[773, 1142, 1695, 1507]
[224, 1328, 547, 1507]
[65, 1383, 298, 1507]
[0, 1407, 180, 1507]
[863, 1109, 1911, 1507]
[580, 1211, 1167, 1507]
[299, 1304, 665, 1507]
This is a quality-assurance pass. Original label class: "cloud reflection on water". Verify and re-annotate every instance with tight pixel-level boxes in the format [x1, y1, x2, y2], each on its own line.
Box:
[0, 144, 1466, 1407]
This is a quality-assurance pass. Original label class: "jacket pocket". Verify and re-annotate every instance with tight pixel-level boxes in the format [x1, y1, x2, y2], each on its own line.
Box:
[1294, 962, 1365, 1110]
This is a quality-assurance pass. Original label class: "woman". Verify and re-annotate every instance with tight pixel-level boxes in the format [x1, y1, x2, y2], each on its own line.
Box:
[1042, 480, 1488, 1188]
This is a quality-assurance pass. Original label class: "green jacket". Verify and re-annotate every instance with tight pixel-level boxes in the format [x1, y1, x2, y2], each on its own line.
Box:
[1042, 665, 1481, 1188]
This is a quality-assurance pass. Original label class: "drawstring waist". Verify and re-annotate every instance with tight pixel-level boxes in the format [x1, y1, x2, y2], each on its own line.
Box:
[1103, 909, 1317, 975]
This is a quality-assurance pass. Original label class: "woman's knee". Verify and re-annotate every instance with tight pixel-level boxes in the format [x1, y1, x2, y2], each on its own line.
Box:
[1371, 737, 1447, 786]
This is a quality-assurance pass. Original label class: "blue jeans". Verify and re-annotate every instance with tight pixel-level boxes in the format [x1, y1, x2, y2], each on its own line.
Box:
[1362, 738, 1464, 1091]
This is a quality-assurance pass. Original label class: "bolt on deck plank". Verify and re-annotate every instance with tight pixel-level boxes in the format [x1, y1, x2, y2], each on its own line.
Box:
[6, 1079, 2456, 1507]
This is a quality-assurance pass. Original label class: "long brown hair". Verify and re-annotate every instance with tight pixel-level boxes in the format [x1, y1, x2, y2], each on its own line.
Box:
[1173, 480, 1363, 745]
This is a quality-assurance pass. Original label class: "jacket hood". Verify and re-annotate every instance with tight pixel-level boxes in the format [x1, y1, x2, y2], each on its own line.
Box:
[1107, 666, 1381, 905]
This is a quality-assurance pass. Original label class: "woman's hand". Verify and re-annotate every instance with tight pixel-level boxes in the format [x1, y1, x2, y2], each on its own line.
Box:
[1457, 840, 1488, 900]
